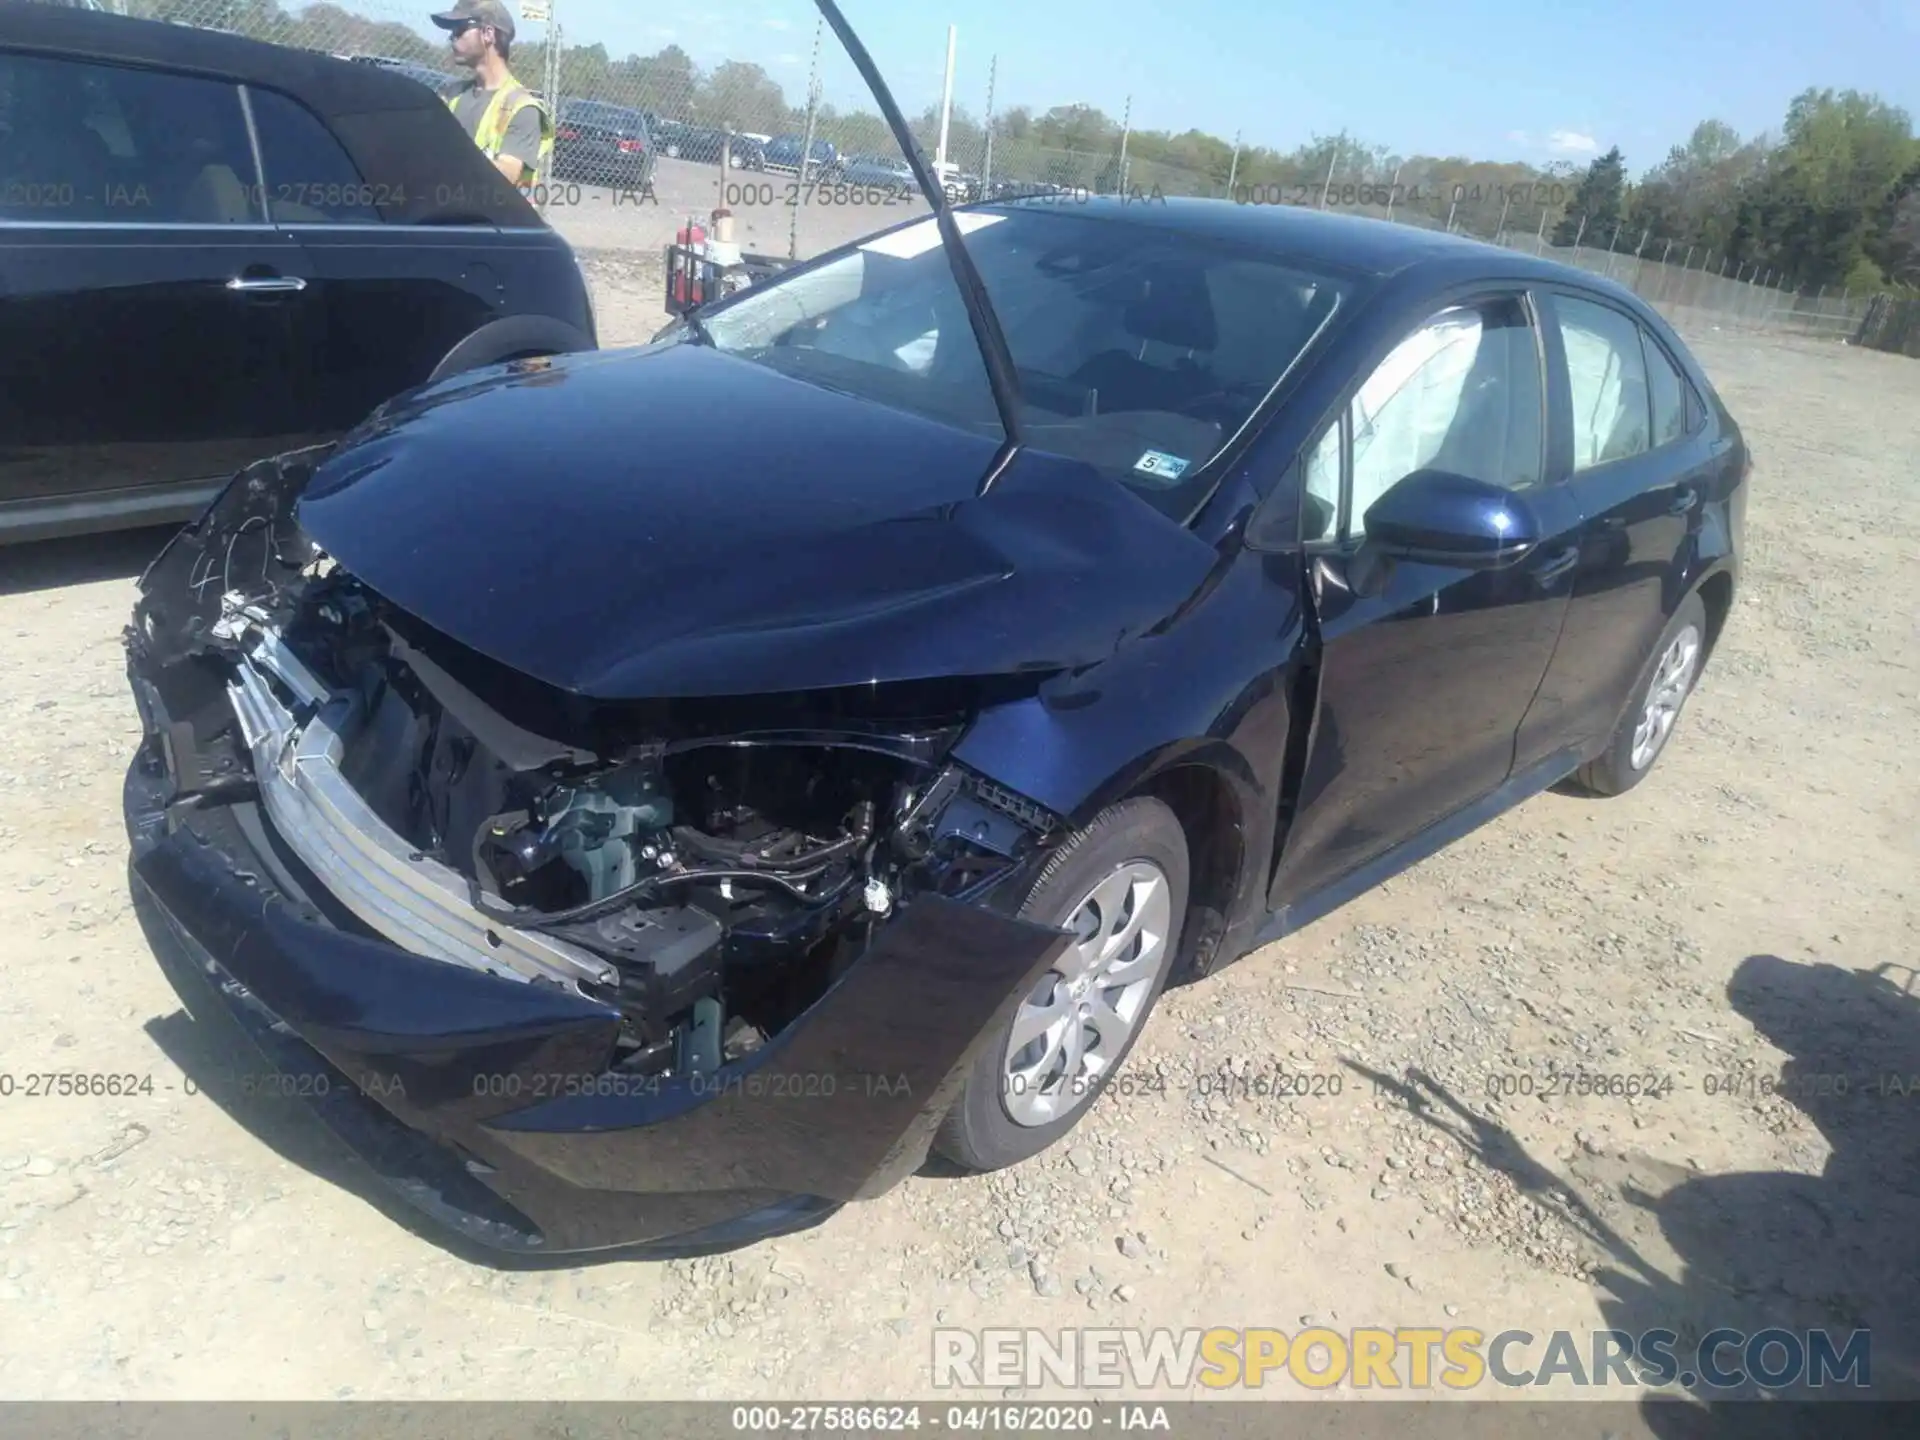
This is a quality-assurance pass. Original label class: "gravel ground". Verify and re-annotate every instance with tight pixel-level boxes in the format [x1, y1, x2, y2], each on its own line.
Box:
[0, 278, 1914, 1411]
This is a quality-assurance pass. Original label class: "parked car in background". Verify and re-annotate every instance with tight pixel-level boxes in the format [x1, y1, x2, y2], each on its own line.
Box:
[762, 133, 837, 174]
[0, 4, 597, 544]
[829, 153, 914, 190]
[985, 177, 1075, 200]
[123, 188, 1746, 1255]
[929, 159, 982, 202]
[551, 98, 655, 191]
[650, 116, 763, 170]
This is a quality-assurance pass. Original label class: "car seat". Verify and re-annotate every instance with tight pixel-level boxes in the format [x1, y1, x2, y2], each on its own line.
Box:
[1068, 263, 1219, 415]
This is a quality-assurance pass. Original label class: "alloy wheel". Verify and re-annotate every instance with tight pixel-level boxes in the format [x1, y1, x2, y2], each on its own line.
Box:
[1001, 859, 1170, 1127]
[1630, 623, 1702, 770]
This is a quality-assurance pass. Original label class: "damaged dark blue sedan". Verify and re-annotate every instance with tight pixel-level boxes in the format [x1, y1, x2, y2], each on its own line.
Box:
[122, 102, 1748, 1255]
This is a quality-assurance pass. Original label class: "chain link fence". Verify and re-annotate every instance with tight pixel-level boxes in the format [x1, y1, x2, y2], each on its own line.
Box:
[22, 0, 1919, 351]
[1484, 228, 1884, 344]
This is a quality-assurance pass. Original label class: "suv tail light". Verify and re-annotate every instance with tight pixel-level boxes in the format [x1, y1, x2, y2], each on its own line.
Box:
[559, 127, 580, 140]
[618, 138, 643, 153]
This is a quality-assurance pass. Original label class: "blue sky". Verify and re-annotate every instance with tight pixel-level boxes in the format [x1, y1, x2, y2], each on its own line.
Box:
[486, 0, 1920, 170]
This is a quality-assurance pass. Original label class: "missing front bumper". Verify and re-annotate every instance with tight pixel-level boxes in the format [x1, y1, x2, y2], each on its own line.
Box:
[122, 727, 1071, 1254]
[120, 458, 1075, 1253]
[225, 632, 615, 992]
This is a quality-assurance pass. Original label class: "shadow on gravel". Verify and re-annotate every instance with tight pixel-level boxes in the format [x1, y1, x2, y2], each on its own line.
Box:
[0, 525, 177, 598]
[1348, 952, 1920, 1436]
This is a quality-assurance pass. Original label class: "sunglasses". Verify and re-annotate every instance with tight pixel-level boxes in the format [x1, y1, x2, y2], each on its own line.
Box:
[446, 17, 486, 34]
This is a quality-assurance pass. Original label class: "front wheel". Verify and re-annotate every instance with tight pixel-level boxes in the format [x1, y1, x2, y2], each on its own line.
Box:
[1571, 591, 1707, 796]
[933, 797, 1188, 1173]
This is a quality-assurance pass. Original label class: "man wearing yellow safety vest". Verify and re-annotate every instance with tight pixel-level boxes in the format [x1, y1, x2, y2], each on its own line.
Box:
[431, 0, 554, 191]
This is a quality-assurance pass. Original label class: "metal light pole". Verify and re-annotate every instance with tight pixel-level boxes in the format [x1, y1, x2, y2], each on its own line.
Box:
[1226, 130, 1241, 197]
[1386, 162, 1403, 222]
[538, 4, 561, 214]
[935, 24, 957, 173]
[789, 14, 824, 259]
[1117, 95, 1132, 195]
[1318, 135, 1340, 209]
[981, 54, 997, 193]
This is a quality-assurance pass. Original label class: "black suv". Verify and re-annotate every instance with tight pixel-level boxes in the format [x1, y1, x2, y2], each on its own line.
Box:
[0, 6, 598, 544]
[552, 98, 655, 191]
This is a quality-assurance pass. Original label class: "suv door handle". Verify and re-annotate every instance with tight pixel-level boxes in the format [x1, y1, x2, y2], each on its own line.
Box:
[227, 275, 307, 294]
[1668, 485, 1701, 515]
[1530, 545, 1580, 589]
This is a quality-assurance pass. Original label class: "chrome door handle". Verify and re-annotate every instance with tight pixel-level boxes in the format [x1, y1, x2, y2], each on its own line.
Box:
[227, 275, 307, 293]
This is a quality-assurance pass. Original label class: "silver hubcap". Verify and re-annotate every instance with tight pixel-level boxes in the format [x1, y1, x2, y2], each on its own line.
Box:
[1630, 623, 1701, 770]
[1001, 860, 1169, 1128]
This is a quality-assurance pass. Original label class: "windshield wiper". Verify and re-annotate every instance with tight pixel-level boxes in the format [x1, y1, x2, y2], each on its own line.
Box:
[812, 0, 1025, 483]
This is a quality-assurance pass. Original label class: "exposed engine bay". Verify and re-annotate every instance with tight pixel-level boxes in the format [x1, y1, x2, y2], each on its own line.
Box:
[128, 449, 1061, 1081]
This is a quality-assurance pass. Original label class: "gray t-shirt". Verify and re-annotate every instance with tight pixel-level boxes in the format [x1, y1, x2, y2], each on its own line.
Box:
[441, 77, 545, 174]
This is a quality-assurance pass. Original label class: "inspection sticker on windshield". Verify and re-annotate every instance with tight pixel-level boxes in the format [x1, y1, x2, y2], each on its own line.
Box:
[1133, 450, 1191, 483]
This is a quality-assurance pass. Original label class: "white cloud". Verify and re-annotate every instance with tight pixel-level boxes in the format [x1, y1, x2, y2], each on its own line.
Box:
[1509, 128, 1602, 156]
[775, 53, 802, 65]
[763, 17, 792, 29]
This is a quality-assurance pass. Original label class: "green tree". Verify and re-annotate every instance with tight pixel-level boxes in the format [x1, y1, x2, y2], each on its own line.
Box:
[1552, 146, 1628, 245]
[695, 61, 791, 133]
[1729, 89, 1913, 287]
[614, 45, 700, 117]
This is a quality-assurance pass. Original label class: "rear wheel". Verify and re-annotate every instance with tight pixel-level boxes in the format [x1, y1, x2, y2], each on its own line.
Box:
[1571, 592, 1707, 796]
[933, 797, 1188, 1173]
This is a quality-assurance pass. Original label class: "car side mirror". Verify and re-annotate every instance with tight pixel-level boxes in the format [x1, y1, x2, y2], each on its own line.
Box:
[1362, 468, 1541, 570]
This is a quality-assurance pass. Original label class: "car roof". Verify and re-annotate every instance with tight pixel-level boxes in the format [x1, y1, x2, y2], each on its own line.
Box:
[983, 194, 1593, 285]
[0, 4, 450, 120]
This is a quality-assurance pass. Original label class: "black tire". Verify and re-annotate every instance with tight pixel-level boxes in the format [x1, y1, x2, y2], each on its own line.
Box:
[933, 796, 1189, 1173]
[1570, 591, 1708, 797]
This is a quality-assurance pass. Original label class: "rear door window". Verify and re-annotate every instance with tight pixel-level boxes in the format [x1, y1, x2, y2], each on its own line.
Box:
[1554, 294, 1652, 470]
[0, 51, 260, 224]
[1641, 328, 1690, 448]
[246, 87, 381, 224]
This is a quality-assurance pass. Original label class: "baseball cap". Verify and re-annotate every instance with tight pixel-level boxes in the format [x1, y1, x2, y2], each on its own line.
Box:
[430, 0, 515, 42]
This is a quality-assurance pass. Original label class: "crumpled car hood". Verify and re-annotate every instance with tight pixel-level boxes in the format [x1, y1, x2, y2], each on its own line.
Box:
[295, 343, 1220, 699]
